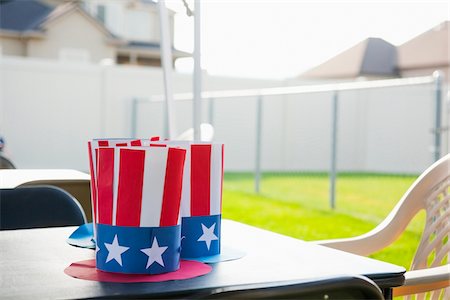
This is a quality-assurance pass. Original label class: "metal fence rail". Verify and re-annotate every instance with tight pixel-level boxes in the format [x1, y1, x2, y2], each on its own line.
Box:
[132, 73, 445, 209]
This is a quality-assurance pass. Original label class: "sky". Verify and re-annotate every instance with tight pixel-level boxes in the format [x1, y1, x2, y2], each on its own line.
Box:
[167, 0, 450, 80]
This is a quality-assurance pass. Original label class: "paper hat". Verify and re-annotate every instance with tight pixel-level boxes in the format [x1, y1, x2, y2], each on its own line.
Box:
[87, 138, 161, 235]
[88, 139, 225, 260]
[152, 142, 225, 259]
[88, 142, 186, 274]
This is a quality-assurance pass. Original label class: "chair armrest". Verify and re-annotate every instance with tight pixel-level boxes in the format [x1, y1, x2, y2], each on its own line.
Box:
[314, 234, 388, 256]
[393, 264, 450, 296]
[314, 191, 424, 256]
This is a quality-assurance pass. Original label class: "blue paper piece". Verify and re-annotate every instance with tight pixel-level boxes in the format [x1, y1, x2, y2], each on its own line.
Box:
[183, 245, 246, 263]
[67, 223, 95, 249]
[181, 215, 221, 258]
[96, 224, 181, 275]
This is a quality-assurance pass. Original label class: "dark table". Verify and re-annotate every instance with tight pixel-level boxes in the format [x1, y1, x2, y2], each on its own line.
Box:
[0, 219, 405, 299]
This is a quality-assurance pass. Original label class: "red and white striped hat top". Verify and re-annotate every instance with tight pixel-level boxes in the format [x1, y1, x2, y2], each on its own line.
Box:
[89, 143, 185, 227]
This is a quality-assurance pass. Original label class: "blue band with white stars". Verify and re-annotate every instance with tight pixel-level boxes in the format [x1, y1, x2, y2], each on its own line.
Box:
[181, 214, 221, 258]
[96, 224, 181, 274]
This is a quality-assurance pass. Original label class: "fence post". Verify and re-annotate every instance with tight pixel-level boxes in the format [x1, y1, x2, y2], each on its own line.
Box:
[193, 0, 202, 141]
[209, 98, 215, 126]
[255, 96, 263, 193]
[433, 71, 443, 162]
[330, 91, 339, 209]
[158, 0, 176, 139]
[131, 98, 138, 138]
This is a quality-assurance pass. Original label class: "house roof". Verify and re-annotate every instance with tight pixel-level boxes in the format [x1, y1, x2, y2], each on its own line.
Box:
[41, 2, 117, 38]
[0, 0, 190, 57]
[0, 0, 52, 31]
[0, 0, 116, 40]
[300, 38, 398, 79]
[398, 21, 449, 71]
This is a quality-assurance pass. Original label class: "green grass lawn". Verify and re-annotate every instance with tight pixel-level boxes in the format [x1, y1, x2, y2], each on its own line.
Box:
[222, 172, 424, 270]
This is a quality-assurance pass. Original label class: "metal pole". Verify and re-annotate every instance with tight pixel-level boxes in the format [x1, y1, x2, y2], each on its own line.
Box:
[158, 0, 176, 139]
[193, 0, 202, 141]
[255, 96, 263, 193]
[433, 71, 442, 161]
[131, 98, 138, 138]
[330, 91, 339, 209]
[100, 65, 107, 136]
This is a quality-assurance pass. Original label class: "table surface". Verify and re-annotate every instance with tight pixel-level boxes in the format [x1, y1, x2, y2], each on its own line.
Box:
[0, 169, 90, 189]
[0, 219, 405, 299]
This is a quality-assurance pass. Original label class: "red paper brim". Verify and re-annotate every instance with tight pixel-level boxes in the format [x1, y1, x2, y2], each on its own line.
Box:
[64, 259, 211, 283]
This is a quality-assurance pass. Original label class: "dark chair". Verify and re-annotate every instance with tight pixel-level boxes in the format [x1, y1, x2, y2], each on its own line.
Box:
[0, 185, 86, 230]
[199, 275, 384, 299]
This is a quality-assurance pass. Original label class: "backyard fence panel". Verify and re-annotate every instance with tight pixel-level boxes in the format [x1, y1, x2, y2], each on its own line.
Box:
[1, 57, 446, 180]
[212, 97, 258, 171]
[362, 85, 435, 173]
[259, 95, 285, 171]
[0, 58, 103, 169]
[283, 92, 333, 172]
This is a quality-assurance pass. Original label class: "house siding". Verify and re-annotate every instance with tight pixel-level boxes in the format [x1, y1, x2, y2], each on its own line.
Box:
[0, 36, 26, 57]
[27, 11, 116, 63]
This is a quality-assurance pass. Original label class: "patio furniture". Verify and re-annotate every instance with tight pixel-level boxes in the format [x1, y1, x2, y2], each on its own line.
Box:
[0, 154, 15, 169]
[316, 153, 450, 299]
[0, 169, 92, 220]
[0, 185, 86, 230]
[176, 123, 215, 141]
[0, 220, 405, 299]
[202, 275, 384, 299]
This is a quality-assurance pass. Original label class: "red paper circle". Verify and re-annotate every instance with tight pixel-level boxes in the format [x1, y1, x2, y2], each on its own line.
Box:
[64, 259, 212, 283]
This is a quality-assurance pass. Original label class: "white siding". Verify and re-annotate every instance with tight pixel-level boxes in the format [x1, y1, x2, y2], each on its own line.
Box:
[27, 11, 116, 63]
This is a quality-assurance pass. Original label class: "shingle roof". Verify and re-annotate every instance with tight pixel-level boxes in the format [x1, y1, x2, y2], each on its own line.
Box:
[360, 38, 398, 77]
[398, 21, 449, 70]
[0, 0, 52, 31]
[300, 38, 398, 79]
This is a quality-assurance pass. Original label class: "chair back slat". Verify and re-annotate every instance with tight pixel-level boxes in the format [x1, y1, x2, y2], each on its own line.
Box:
[408, 173, 450, 299]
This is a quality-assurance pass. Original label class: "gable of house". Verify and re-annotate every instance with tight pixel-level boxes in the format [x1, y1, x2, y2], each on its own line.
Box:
[0, 1, 118, 62]
[300, 38, 397, 79]
[1, 0, 189, 65]
[398, 21, 449, 77]
[27, 4, 118, 63]
[299, 21, 449, 81]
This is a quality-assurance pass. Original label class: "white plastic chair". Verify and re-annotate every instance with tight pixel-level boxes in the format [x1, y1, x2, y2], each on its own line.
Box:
[176, 123, 215, 141]
[316, 153, 450, 299]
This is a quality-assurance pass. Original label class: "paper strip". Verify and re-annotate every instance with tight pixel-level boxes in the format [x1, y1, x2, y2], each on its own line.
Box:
[191, 145, 211, 216]
[210, 144, 222, 215]
[116, 149, 145, 226]
[87, 141, 98, 226]
[160, 148, 186, 226]
[97, 148, 114, 225]
[180, 146, 191, 218]
[140, 147, 168, 227]
[96, 223, 180, 274]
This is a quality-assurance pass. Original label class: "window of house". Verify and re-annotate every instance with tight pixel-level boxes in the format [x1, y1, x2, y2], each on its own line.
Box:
[97, 5, 107, 24]
[124, 10, 152, 41]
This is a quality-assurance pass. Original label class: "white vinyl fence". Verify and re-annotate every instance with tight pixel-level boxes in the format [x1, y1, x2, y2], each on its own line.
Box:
[1, 57, 448, 180]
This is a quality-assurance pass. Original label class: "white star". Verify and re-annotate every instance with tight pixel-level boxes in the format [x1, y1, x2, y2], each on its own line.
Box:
[198, 223, 219, 251]
[104, 235, 129, 266]
[141, 237, 168, 268]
